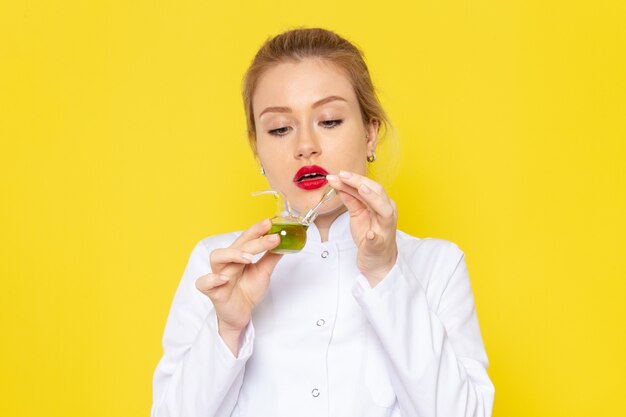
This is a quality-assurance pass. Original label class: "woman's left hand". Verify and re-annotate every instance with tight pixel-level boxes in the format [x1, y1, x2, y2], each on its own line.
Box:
[326, 171, 398, 287]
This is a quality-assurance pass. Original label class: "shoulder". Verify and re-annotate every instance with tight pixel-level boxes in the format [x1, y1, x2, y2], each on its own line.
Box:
[396, 230, 464, 265]
[183, 231, 243, 274]
[395, 231, 466, 291]
[196, 231, 243, 254]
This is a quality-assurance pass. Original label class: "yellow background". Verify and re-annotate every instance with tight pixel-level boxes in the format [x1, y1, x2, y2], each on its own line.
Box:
[1, 1, 624, 416]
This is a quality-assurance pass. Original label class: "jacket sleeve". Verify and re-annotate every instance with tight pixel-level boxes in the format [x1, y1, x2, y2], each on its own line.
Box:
[151, 239, 254, 417]
[352, 239, 495, 417]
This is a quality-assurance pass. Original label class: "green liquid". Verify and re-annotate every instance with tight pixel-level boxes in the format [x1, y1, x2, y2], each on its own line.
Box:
[268, 221, 308, 254]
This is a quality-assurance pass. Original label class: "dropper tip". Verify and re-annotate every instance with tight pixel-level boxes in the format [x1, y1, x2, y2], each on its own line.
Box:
[299, 186, 338, 225]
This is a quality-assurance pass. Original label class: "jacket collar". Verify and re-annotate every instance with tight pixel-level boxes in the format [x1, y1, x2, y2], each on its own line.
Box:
[305, 210, 353, 248]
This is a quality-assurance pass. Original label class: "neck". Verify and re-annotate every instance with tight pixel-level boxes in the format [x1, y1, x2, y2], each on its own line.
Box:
[313, 206, 347, 242]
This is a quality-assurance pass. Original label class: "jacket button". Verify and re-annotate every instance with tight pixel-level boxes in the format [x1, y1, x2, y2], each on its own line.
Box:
[321, 250, 329, 258]
[311, 388, 320, 397]
[316, 319, 325, 327]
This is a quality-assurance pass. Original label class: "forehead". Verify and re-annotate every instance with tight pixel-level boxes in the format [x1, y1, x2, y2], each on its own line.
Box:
[253, 59, 358, 115]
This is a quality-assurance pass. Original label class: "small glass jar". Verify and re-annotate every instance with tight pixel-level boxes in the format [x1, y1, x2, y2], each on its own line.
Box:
[253, 187, 335, 254]
[252, 190, 308, 254]
[267, 217, 308, 254]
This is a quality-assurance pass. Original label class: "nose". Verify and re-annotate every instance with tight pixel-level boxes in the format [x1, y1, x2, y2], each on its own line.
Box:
[294, 127, 321, 160]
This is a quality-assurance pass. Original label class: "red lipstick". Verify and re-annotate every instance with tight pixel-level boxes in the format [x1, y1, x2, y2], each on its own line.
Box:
[293, 165, 329, 190]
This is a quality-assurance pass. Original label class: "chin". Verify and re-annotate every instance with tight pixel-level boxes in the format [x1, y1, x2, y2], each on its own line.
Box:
[310, 198, 345, 217]
[286, 186, 343, 217]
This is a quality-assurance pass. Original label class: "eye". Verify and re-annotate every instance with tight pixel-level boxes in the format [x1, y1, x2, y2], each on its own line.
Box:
[320, 119, 343, 129]
[268, 126, 291, 137]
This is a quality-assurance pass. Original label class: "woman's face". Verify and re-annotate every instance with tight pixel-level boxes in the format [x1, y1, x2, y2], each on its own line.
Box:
[253, 58, 377, 216]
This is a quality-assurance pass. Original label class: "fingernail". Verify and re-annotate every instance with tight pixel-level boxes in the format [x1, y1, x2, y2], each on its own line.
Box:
[242, 252, 254, 262]
[326, 174, 339, 182]
[360, 183, 371, 194]
[339, 170, 352, 179]
[367, 230, 375, 240]
[219, 274, 230, 282]
[268, 234, 280, 242]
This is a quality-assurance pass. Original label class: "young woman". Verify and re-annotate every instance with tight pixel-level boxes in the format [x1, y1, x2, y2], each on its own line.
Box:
[152, 28, 494, 417]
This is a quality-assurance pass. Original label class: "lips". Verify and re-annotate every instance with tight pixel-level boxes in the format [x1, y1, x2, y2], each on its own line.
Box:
[293, 165, 329, 190]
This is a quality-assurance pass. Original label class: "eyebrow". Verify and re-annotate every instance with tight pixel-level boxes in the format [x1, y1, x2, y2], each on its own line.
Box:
[258, 95, 347, 118]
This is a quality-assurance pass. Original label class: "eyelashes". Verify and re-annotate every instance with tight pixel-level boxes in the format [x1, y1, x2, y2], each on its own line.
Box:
[320, 119, 343, 129]
[268, 126, 291, 137]
[268, 120, 344, 137]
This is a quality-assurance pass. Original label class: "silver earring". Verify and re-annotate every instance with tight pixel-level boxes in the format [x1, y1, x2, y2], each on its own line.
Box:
[260, 165, 265, 175]
[367, 152, 376, 163]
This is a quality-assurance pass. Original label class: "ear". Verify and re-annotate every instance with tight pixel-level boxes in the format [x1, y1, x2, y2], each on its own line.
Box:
[365, 118, 380, 154]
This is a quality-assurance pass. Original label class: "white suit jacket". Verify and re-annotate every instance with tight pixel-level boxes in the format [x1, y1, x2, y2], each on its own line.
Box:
[152, 212, 494, 416]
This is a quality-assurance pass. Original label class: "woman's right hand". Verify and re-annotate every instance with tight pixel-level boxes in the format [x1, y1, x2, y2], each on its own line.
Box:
[195, 218, 282, 355]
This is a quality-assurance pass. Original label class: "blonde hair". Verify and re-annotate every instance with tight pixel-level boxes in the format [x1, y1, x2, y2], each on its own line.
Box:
[242, 28, 391, 155]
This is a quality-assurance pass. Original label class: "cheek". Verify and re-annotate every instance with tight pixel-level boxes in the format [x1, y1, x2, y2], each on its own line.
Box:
[256, 140, 279, 167]
[329, 139, 368, 171]
[257, 147, 290, 188]
[256, 134, 292, 157]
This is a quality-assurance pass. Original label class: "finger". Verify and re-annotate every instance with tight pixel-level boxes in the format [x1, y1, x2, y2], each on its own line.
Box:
[238, 233, 281, 255]
[231, 218, 273, 248]
[210, 247, 255, 270]
[254, 250, 284, 279]
[355, 182, 396, 223]
[364, 229, 388, 249]
[328, 174, 395, 223]
[195, 272, 231, 294]
[335, 189, 368, 217]
[362, 231, 397, 267]
[326, 174, 362, 201]
[337, 170, 386, 196]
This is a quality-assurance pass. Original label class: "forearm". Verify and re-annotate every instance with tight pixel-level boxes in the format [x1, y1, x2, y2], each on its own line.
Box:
[218, 318, 246, 357]
[353, 249, 494, 416]
[152, 310, 253, 417]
